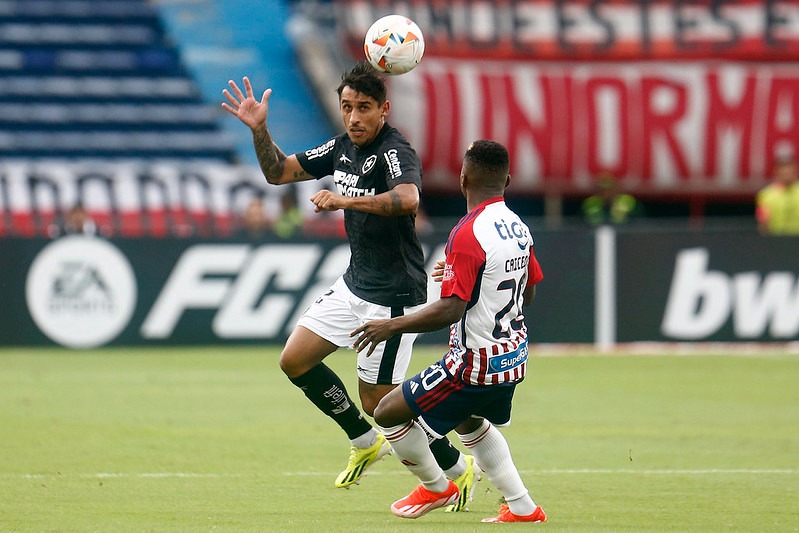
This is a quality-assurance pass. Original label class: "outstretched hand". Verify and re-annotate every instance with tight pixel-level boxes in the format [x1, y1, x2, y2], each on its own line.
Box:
[351, 319, 395, 356]
[221, 77, 270, 131]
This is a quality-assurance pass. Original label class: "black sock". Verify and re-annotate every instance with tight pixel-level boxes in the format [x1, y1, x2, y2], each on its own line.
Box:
[288, 363, 373, 440]
[429, 435, 461, 471]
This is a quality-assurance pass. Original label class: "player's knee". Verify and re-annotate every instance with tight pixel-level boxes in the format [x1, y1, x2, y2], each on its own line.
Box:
[373, 402, 388, 427]
[359, 384, 394, 418]
[360, 388, 389, 418]
[372, 390, 409, 427]
[456, 417, 487, 437]
[373, 400, 407, 428]
[278, 349, 307, 379]
[361, 395, 379, 417]
[277, 350, 292, 376]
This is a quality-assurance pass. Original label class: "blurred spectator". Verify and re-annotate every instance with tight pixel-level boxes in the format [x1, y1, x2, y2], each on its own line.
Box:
[301, 183, 346, 238]
[236, 197, 270, 239]
[304, 209, 346, 238]
[48, 203, 97, 238]
[273, 188, 304, 239]
[755, 157, 799, 235]
[581, 172, 640, 226]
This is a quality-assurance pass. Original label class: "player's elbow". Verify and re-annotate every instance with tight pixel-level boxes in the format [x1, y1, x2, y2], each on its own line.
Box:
[393, 184, 419, 215]
[262, 160, 290, 185]
[405, 188, 420, 211]
[264, 168, 285, 185]
[403, 196, 419, 215]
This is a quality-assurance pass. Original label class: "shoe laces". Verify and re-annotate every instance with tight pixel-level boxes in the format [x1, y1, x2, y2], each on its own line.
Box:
[345, 446, 361, 464]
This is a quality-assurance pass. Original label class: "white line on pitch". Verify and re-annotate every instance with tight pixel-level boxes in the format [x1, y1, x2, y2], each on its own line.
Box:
[521, 469, 799, 475]
[13, 473, 244, 479]
[280, 468, 799, 476]
[7, 468, 798, 480]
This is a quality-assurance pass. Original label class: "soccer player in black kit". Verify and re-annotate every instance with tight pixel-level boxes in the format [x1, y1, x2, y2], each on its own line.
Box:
[222, 62, 478, 510]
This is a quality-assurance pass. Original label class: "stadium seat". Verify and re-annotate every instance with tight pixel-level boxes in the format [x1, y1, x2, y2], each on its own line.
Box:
[0, 0, 236, 161]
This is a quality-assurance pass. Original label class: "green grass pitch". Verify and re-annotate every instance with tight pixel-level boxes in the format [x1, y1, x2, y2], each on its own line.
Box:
[1, 346, 797, 532]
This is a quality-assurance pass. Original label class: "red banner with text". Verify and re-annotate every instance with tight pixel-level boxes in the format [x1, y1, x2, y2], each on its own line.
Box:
[387, 60, 799, 195]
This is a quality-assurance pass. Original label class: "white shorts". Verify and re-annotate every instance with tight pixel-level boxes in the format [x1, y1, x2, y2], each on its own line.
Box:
[297, 276, 421, 385]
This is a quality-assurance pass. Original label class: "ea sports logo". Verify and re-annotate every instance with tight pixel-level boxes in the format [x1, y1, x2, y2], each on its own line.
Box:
[26, 236, 137, 348]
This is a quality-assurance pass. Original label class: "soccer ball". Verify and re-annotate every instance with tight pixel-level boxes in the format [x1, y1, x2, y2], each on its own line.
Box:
[364, 15, 425, 75]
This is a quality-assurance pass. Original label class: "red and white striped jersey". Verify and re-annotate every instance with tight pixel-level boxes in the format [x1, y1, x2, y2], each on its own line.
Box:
[440, 197, 543, 386]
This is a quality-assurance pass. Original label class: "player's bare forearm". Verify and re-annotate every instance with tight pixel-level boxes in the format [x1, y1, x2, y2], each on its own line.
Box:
[346, 185, 419, 216]
[252, 124, 288, 184]
[351, 296, 466, 354]
[393, 296, 465, 333]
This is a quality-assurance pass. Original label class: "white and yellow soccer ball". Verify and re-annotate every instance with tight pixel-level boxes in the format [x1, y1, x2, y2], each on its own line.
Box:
[364, 15, 425, 75]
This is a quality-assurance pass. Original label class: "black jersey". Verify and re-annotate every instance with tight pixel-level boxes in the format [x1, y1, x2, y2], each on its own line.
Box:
[296, 123, 427, 307]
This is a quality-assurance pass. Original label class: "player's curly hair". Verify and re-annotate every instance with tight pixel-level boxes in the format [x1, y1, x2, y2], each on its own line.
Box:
[464, 139, 510, 177]
[337, 61, 387, 104]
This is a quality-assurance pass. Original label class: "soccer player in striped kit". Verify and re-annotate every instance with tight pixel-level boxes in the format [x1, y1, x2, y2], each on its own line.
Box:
[352, 139, 547, 523]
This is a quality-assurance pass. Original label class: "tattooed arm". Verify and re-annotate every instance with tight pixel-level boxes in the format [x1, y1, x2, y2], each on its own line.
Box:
[251, 124, 310, 185]
[310, 183, 419, 216]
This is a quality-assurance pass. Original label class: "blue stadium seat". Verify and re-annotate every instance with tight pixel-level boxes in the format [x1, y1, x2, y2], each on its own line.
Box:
[0, 0, 237, 161]
[0, 75, 199, 103]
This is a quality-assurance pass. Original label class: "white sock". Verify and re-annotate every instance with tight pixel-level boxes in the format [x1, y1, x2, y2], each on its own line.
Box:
[444, 453, 466, 480]
[350, 427, 377, 449]
[458, 420, 537, 516]
[381, 421, 450, 493]
[417, 423, 466, 480]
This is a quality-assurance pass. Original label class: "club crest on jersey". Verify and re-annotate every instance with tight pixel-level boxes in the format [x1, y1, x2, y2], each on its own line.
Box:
[362, 154, 377, 174]
[383, 149, 402, 180]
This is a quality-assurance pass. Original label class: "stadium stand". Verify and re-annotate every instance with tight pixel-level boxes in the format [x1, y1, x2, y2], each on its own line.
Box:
[0, 0, 237, 160]
[0, 0, 339, 238]
[156, 0, 336, 162]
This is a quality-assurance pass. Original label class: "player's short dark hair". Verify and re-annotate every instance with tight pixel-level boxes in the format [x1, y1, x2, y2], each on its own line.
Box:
[464, 140, 510, 180]
[337, 61, 387, 104]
